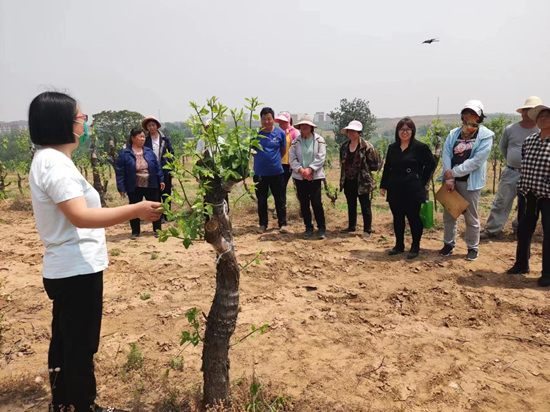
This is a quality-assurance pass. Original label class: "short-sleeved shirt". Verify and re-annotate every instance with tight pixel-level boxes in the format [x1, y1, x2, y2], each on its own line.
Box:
[254, 128, 286, 176]
[29, 148, 108, 279]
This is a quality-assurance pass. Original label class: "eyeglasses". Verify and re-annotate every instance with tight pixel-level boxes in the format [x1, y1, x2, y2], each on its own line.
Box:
[75, 114, 88, 122]
[399, 129, 412, 133]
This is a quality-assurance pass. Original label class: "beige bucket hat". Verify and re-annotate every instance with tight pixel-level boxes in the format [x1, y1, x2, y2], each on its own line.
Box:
[294, 115, 317, 129]
[528, 104, 550, 121]
[517, 96, 542, 113]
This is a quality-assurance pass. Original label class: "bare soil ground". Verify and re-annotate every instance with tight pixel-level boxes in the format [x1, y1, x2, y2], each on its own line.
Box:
[1, 172, 550, 411]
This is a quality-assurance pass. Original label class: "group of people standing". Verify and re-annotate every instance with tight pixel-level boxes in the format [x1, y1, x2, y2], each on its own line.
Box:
[252, 108, 381, 241]
[254, 97, 550, 289]
[26, 91, 550, 411]
[115, 116, 174, 239]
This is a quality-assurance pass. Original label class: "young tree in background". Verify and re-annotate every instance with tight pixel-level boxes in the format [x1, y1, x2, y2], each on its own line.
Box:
[329, 98, 376, 145]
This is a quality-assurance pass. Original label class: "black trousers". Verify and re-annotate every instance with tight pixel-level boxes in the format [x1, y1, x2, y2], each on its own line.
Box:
[254, 174, 287, 228]
[128, 187, 162, 235]
[43, 272, 103, 409]
[294, 178, 326, 230]
[343, 179, 372, 232]
[389, 198, 423, 249]
[282, 164, 292, 206]
[515, 191, 550, 276]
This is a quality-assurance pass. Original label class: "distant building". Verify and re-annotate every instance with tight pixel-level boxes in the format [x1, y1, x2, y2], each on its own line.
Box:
[0, 121, 28, 133]
[314, 112, 327, 122]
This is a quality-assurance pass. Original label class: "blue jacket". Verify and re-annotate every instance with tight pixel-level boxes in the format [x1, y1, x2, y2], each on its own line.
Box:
[116, 146, 164, 193]
[439, 125, 494, 191]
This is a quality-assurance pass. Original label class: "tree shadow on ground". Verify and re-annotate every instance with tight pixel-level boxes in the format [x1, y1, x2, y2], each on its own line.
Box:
[457, 270, 545, 290]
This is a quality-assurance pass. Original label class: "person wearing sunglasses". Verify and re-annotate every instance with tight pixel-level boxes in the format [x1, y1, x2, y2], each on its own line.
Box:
[439, 100, 494, 261]
[380, 117, 435, 258]
[28, 92, 161, 411]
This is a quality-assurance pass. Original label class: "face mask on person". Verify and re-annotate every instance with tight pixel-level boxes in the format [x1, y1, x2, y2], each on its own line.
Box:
[462, 121, 479, 135]
[74, 121, 89, 145]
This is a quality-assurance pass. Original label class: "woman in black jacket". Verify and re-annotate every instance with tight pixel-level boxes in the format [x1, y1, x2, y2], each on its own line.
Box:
[380, 117, 436, 259]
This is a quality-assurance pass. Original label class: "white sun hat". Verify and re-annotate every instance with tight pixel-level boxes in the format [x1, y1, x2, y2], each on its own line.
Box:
[462, 100, 484, 117]
[341, 120, 363, 134]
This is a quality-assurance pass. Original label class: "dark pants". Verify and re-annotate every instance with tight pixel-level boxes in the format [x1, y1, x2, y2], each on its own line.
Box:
[294, 178, 326, 230]
[161, 173, 172, 220]
[515, 192, 550, 276]
[128, 187, 162, 235]
[389, 198, 423, 249]
[43, 272, 103, 410]
[343, 179, 372, 232]
[254, 174, 287, 228]
[282, 164, 292, 206]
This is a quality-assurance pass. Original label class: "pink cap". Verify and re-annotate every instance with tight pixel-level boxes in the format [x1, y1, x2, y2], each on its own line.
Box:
[274, 111, 291, 123]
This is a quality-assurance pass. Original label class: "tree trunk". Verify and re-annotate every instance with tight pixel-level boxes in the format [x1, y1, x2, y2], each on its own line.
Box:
[89, 138, 107, 207]
[0, 163, 10, 196]
[17, 173, 23, 195]
[202, 176, 240, 408]
[322, 178, 337, 205]
[492, 159, 497, 194]
[431, 135, 442, 212]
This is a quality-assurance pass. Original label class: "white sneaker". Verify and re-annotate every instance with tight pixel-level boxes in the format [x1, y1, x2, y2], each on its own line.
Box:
[279, 225, 288, 234]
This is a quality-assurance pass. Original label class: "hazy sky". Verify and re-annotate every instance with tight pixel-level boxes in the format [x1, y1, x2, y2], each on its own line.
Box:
[1, 0, 549, 122]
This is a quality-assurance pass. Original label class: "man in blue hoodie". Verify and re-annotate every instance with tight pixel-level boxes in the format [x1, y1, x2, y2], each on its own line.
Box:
[439, 100, 494, 261]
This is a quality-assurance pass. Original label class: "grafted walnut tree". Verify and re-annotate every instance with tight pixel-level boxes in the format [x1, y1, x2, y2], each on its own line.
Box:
[159, 97, 262, 408]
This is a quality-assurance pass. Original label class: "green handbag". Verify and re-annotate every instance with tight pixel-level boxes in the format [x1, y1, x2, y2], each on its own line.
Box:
[420, 200, 434, 229]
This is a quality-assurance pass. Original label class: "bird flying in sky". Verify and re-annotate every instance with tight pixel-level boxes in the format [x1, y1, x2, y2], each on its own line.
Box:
[422, 38, 439, 44]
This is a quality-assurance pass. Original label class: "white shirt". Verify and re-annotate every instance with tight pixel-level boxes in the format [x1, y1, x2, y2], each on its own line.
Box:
[151, 136, 161, 162]
[29, 148, 108, 279]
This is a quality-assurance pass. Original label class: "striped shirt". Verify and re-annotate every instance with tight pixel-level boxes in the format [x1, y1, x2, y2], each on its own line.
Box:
[518, 132, 550, 198]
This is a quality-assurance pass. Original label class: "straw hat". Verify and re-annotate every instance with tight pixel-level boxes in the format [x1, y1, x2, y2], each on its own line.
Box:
[142, 116, 161, 130]
[528, 104, 550, 121]
[274, 112, 291, 123]
[294, 115, 317, 129]
[462, 100, 484, 117]
[517, 96, 542, 113]
[341, 120, 363, 134]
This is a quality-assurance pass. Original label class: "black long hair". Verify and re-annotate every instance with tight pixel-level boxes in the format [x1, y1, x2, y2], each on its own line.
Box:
[29, 91, 77, 145]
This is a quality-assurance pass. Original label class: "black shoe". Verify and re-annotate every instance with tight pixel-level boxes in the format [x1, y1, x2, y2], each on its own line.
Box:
[340, 227, 356, 233]
[130, 233, 139, 240]
[407, 246, 420, 259]
[439, 244, 454, 256]
[537, 276, 550, 287]
[303, 228, 314, 239]
[507, 265, 530, 275]
[318, 228, 326, 239]
[466, 249, 478, 261]
[388, 246, 404, 256]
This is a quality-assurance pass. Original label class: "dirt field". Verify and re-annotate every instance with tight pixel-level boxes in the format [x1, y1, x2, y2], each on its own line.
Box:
[1, 171, 550, 411]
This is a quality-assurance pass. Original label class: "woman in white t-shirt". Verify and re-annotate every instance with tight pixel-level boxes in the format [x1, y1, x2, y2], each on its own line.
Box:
[28, 91, 162, 412]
